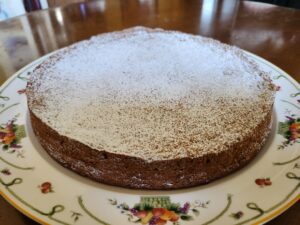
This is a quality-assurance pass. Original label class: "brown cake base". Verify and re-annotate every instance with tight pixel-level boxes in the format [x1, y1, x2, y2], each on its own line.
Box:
[29, 108, 272, 190]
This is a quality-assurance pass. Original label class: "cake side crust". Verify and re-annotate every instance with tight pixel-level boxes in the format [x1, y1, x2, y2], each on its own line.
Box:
[29, 106, 273, 190]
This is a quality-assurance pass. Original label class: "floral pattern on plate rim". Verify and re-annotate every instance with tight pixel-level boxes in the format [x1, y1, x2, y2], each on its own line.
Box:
[0, 53, 298, 225]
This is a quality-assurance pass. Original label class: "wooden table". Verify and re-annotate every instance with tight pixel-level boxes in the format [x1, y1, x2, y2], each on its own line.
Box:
[0, 0, 299, 224]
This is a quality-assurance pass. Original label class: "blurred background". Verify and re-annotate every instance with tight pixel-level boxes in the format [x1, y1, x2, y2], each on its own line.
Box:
[0, 0, 299, 84]
[0, 0, 299, 22]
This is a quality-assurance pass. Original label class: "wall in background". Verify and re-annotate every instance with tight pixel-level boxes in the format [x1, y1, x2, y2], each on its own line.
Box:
[0, 0, 25, 21]
[0, 0, 48, 21]
[247, 0, 300, 9]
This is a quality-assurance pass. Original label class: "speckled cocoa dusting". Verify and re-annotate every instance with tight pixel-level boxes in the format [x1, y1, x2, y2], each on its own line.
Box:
[27, 27, 276, 189]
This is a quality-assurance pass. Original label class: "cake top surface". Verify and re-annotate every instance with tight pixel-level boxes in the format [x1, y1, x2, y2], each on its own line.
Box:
[27, 27, 275, 162]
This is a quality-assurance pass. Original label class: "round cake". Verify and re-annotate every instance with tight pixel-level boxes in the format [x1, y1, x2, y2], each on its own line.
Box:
[27, 27, 275, 189]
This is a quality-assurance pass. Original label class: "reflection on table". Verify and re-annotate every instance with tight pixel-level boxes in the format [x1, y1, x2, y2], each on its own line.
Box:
[0, 0, 299, 85]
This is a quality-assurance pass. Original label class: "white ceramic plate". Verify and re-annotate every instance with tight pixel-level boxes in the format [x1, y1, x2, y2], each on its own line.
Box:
[0, 52, 299, 225]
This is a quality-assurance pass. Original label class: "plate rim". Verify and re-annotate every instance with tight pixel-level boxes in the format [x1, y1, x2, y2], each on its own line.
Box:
[0, 49, 299, 225]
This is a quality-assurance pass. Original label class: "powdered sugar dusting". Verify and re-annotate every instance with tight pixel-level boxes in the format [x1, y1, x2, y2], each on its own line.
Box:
[27, 27, 275, 162]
